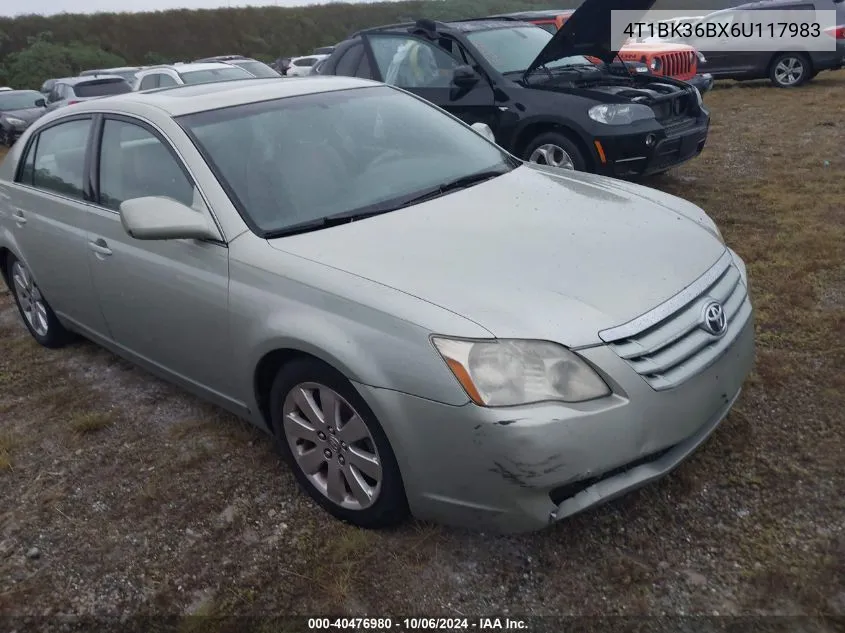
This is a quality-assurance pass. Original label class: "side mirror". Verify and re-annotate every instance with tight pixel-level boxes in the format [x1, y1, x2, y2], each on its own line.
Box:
[470, 122, 496, 143]
[452, 65, 481, 88]
[35, 98, 46, 108]
[119, 196, 221, 241]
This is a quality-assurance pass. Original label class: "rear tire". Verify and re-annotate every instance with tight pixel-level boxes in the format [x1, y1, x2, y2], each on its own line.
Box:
[269, 357, 409, 529]
[769, 53, 810, 88]
[6, 252, 73, 349]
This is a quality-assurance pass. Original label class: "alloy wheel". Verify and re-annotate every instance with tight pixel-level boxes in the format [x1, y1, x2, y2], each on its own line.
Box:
[774, 57, 804, 86]
[11, 260, 49, 337]
[282, 382, 382, 510]
[529, 144, 575, 170]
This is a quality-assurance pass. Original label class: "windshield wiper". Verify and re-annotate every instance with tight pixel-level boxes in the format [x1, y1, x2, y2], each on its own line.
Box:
[264, 167, 510, 239]
[262, 209, 392, 239]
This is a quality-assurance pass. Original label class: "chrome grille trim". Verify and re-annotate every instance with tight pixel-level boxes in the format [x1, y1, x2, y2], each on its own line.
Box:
[600, 250, 751, 391]
[599, 250, 732, 342]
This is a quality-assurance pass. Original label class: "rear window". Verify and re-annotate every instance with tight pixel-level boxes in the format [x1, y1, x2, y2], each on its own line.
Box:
[233, 60, 281, 78]
[179, 67, 253, 84]
[75, 79, 132, 97]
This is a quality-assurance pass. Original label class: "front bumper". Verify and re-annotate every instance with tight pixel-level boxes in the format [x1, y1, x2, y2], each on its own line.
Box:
[596, 110, 710, 178]
[355, 305, 755, 533]
[689, 73, 714, 93]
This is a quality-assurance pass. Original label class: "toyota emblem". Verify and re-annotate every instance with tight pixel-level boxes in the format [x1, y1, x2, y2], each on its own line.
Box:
[701, 301, 728, 337]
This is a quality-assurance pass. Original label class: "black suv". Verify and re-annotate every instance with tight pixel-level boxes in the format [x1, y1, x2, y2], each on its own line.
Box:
[317, 0, 710, 178]
[659, 0, 845, 87]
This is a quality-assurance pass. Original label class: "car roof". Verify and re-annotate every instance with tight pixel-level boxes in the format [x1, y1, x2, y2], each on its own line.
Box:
[57, 75, 127, 85]
[59, 76, 380, 117]
[85, 66, 141, 73]
[490, 10, 567, 19]
[448, 19, 535, 32]
[140, 62, 240, 73]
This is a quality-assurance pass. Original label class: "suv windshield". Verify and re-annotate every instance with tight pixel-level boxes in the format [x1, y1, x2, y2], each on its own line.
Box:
[466, 26, 591, 74]
[75, 79, 132, 97]
[0, 90, 43, 111]
[178, 85, 513, 236]
[233, 60, 281, 78]
[179, 67, 253, 84]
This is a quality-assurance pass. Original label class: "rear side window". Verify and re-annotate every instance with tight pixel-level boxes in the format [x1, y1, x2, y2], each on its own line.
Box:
[98, 118, 195, 210]
[293, 57, 317, 67]
[158, 74, 178, 87]
[139, 74, 160, 90]
[75, 79, 131, 97]
[27, 118, 92, 199]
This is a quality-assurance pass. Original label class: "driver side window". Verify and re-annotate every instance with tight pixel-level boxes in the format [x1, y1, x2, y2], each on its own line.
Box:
[368, 35, 461, 89]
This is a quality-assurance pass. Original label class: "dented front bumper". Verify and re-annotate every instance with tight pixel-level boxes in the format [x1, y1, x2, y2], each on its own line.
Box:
[354, 314, 755, 534]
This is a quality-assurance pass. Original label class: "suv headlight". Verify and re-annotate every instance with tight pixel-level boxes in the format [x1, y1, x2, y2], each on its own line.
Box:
[696, 51, 707, 63]
[588, 103, 654, 125]
[4, 116, 25, 126]
[649, 57, 662, 72]
[432, 338, 611, 407]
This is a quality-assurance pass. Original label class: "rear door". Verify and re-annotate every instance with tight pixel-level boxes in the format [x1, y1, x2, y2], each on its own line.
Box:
[3, 115, 109, 336]
[362, 33, 499, 133]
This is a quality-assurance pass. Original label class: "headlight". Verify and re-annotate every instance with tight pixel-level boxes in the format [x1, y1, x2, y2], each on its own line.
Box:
[588, 103, 654, 125]
[649, 57, 662, 71]
[696, 51, 707, 63]
[432, 338, 611, 407]
[4, 116, 25, 126]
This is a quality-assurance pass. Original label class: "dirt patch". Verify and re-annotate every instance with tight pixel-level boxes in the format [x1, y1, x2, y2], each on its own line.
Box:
[1, 72, 844, 622]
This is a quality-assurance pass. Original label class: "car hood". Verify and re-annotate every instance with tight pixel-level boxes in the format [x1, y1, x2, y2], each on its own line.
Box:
[1, 107, 44, 123]
[621, 42, 696, 53]
[526, 0, 658, 73]
[267, 165, 726, 347]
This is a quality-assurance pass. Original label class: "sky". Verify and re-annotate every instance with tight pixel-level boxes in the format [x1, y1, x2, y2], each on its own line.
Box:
[2, 0, 392, 18]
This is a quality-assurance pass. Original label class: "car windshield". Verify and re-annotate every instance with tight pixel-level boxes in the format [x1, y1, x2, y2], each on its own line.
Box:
[179, 67, 253, 84]
[233, 60, 281, 78]
[0, 91, 43, 111]
[178, 85, 513, 236]
[74, 79, 132, 97]
[466, 26, 591, 74]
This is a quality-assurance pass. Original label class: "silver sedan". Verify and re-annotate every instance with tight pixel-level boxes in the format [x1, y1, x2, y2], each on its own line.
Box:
[0, 77, 754, 533]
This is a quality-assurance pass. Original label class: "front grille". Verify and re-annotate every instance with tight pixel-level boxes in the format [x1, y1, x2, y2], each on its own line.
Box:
[600, 252, 752, 390]
[650, 93, 693, 121]
[655, 51, 696, 79]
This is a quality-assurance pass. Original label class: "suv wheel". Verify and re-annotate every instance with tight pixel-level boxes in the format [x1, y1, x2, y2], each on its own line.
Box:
[524, 132, 586, 171]
[770, 53, 810, 88]
[269, 357, 409, 529]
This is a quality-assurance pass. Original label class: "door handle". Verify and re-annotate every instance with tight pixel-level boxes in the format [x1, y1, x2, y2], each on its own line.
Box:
[12, 209, 27, 226]
[88, 238, 112, 257]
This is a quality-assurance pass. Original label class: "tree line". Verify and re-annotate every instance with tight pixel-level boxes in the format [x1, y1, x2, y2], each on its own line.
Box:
[0, 0, 745, 90]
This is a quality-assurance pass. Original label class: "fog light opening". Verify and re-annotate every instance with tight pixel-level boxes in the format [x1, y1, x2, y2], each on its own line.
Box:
[645, 134, 657, 147]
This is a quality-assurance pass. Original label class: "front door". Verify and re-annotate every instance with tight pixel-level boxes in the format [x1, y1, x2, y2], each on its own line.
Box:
[84, 115, 235, 403]
[2, 115, 109, 336]
[363, 33, 500, 134]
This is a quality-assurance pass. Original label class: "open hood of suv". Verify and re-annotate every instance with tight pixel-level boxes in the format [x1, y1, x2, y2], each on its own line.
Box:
[525, 0, 657, 75]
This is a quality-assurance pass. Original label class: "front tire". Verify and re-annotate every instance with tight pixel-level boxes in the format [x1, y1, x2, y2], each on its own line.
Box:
[523, 131, 587, 172]
[269, 357, 409, 529]
[6, 253, 73, 348]
[769, 53, 810, 88]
